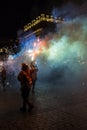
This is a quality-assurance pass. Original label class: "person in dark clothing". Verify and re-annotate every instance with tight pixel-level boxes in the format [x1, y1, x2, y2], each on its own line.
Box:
[1, 66, 7, 91]
[30, 62, 38, 93]
[17, 63, 34, 112]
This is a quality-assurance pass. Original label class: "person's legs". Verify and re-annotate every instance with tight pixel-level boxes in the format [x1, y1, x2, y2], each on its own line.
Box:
[2, 79, 6, 91]
[22, 96, 34, 112]
[20, 88, 34, 112]
[26, 88, 34, 111]
[32, 80, 36, 93]
[20, 98, 27, 112]
[27, 100, 34, 112]
[20, 91, 27, 112]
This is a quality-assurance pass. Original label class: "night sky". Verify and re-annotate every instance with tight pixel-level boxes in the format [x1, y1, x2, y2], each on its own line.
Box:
[0, 0, 85, 41]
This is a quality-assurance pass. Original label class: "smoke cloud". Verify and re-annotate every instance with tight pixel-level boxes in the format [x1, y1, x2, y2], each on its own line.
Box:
[2, 1, 87, 88]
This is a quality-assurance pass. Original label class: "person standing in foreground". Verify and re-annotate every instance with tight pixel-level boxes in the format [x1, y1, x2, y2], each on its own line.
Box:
[1, 66, 7, 91]
[30, 62, 38, 93]
[17, 63, 34, 112]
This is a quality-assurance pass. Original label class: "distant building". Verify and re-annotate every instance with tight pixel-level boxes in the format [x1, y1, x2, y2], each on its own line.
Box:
[17, 14, 64, 43]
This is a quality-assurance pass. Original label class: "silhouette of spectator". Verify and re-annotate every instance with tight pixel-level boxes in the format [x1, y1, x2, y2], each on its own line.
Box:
[1, 66, 7, 91]
[17, 63, 34, 112]
[30, 61, 38, 93]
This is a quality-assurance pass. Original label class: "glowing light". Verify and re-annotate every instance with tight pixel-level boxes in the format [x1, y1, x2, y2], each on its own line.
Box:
[34, 42, 37, 47]
[8, 55, 14, 60]
[24, 14, 63, 31]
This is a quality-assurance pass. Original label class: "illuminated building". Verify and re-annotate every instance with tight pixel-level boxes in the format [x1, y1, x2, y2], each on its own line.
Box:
[0, 14, 64, 61]
[17, 14, 64, 43]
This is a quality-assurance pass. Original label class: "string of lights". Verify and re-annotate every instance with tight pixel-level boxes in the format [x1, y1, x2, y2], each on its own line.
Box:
[24, 14, 64, 32]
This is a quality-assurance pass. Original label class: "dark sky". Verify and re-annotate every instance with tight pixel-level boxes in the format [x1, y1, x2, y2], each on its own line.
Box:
[0, 0, 85, 41]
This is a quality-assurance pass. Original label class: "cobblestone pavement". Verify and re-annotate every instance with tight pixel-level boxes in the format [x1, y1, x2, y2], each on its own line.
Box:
[0, 81, 87, 130]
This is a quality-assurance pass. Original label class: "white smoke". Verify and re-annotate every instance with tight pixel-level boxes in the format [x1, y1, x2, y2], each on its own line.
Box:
[2, 1, 87, 88]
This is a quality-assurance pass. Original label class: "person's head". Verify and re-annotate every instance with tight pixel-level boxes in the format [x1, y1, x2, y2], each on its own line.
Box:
[30, 61, 35, 67]
[21, 63, 29, 71]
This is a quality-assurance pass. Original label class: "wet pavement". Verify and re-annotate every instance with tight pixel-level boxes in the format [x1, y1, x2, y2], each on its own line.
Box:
[0, 80, 87, 130]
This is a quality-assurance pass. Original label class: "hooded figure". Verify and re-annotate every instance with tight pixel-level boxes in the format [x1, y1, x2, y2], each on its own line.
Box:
[17, 63, 34, 112]
[30, 62, 38, 93]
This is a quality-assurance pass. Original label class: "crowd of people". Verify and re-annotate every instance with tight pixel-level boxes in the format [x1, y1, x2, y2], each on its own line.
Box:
[0, 61, 38, 112]
[17, 61, 38, 112]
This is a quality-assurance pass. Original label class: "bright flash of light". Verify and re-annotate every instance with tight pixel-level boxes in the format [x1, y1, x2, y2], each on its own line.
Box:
[34, 42, 37, 47]
[27, 49, 41, 61]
